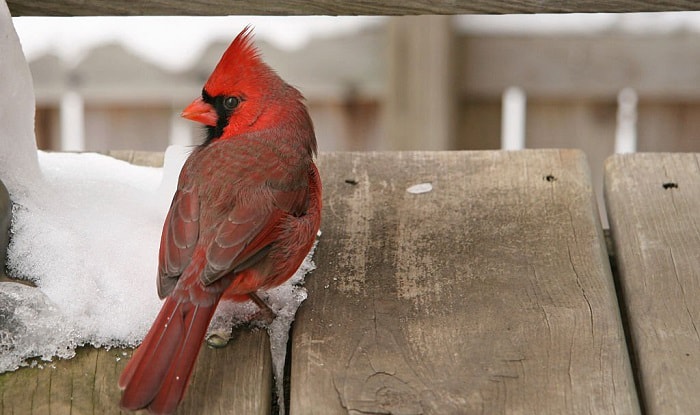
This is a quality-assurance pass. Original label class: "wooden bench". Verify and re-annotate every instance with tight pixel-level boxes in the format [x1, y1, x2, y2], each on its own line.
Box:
[5, 149, 700, 414]
[6, 148, 685, 414]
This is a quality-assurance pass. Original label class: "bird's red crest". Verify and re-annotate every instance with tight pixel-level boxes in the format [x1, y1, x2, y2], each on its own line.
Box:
[204, 26, 270, 96]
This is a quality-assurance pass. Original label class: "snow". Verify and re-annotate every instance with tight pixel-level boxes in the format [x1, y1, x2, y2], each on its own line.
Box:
[265, 239, 318, 415]
[5, 151, 167, 356]
[0, 5, 320, 407]
[0, 0, 40, 191]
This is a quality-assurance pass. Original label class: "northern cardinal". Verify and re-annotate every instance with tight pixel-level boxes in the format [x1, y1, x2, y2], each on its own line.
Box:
[118, 27, 322, 414]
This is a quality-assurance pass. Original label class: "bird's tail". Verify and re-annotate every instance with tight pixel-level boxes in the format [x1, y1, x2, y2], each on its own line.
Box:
[119, 295, 218, 414]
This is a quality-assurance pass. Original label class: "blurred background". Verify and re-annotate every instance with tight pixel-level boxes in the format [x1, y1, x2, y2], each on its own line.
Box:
[12, 13, 700, 218]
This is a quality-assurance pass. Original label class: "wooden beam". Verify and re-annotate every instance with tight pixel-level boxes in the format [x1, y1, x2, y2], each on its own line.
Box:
[0, 331, 271, 414]
[0, 150, 273, 414]
[291, 150, 639, 414]
[605, 153, 700, 414]
[458, 34, 700, 100]
[384, 16, 456, 150]
[7, 0, 700, 16]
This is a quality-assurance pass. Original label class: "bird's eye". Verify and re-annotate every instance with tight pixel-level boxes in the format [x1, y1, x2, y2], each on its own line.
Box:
[223, 96, 240, 111]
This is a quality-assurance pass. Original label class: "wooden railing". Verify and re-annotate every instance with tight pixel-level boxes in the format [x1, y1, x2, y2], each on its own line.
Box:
[7, 0, 700, 16]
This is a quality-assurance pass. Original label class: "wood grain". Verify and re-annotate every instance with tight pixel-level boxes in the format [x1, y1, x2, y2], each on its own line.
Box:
[525, 100, 618, 228]
[291, 150, 639, 414]
[7, 0, 700, 16]
[0, 347, 128, 415]
[605, 153, 700, 414]
[0, 329, 271, 415]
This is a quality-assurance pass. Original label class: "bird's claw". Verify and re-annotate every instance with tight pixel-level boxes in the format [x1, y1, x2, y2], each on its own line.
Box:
[251, 307, 275, 326]
[248, 291, 276, 325]
[206, 329, 233, 348]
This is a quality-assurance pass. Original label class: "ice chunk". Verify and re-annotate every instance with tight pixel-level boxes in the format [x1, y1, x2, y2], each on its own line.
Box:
[266, 244, 316, 415]
[0, 0, 40, 193]
[0, 282, 77, 371]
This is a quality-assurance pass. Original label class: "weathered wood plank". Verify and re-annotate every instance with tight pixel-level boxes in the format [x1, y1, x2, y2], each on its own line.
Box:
[7, 0, 700, 16]
[0, 329, 271, 414]
[525, 100, 618, 227]
[605, 153, 700, 415]
[0, 347, 126, 414]
[292, 150, 639, 414]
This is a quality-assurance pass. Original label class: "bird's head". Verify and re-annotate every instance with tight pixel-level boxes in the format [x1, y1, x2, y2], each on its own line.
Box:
[181, 26, 310, 147]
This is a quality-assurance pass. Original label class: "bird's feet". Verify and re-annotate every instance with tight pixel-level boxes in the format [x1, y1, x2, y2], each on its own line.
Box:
[206, 328, 234, 348]
[248, 292, 276, 325]
[205, 292, 276, 348]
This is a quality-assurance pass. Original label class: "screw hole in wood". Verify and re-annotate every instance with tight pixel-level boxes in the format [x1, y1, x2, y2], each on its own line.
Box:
[662, 182, 678, 189]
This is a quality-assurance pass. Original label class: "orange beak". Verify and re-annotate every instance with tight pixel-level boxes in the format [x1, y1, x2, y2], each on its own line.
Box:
[181, 97, 217, 126]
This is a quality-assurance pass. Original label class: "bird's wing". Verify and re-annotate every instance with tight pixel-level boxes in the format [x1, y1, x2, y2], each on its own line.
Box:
[200, 176, 312, 285]
[157, 182, 199, 299]
[157, 153, 312, 296]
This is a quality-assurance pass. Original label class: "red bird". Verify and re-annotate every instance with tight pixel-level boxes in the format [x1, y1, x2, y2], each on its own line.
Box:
[118, 27, 322, 414]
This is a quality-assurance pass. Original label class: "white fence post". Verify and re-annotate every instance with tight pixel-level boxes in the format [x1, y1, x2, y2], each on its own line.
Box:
[501, 86, 526, 150]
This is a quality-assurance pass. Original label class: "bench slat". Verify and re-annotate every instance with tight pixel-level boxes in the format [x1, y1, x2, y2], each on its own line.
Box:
[292, 150, 639, 414]
[605, 153, 700, 414]
[0, 330, 271, 414]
